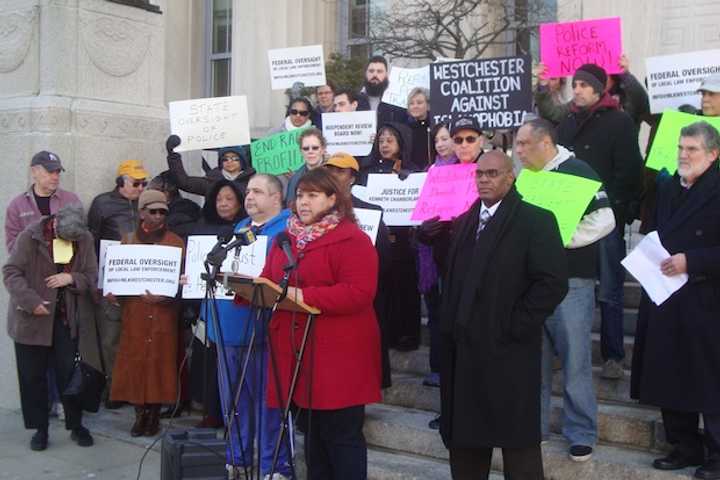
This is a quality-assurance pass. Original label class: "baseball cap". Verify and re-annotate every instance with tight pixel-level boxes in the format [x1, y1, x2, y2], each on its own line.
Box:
[117, 160, 149, 179]
[325, 152, 360, 172]
[697, 73, 720, 94]
[450, 117, 483, 137]
[31, 151, 64, 172]
[138, 189, 168, 211]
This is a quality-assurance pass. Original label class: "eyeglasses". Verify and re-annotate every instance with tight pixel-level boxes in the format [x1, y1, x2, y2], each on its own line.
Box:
[302, 145, 321, 151]
[454, 135, 479, 145]
[133, 181, 148, 188]
[475, 169, 509, 179]
[290, 109, 310, 117]
[147, 209, 168, 216]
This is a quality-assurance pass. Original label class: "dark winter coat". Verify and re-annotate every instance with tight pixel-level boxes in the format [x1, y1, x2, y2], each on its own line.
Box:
[439, 188, 568, 449]
[556, 93, 644, 226]
[87, 189, 139, 251]
[631, 162, 720, 414]
[408, 116, 432, 171]
[360, 122, 419, 184]
[357, 93, 409, 127]
[167, 146, 255, 198]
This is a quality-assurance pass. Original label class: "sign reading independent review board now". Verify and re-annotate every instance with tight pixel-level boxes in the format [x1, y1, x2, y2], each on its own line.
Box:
[169, 96, 250, 152]
[430, 55, 532, 129]
[103, 244, 182, 297]
[268, 45, 326, 90]
[645, 50, 720, 114]
[322, 111, 377, 157]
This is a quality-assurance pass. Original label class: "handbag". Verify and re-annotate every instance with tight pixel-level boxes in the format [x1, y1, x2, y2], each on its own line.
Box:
[63, 304, 108, 413]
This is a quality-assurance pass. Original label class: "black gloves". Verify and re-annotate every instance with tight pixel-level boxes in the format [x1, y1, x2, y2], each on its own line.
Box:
[398, 168, 411, 180]
[166, 135, 182, 155]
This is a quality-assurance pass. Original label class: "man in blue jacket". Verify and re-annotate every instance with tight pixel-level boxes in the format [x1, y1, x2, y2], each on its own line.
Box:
[207, 173, 293, 479]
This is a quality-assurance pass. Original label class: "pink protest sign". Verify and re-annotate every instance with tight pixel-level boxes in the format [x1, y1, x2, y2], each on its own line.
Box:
[411, 163, 479, 222]
[540, 17, 622, 78]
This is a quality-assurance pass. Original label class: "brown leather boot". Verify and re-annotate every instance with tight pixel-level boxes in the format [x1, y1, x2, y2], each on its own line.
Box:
[130, 405, 147, 437]
[143, 404, 161, 436]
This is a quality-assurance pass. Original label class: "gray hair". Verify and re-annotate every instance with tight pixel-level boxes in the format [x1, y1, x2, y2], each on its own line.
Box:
[680, 121, 720, 152]
[55, 203, 87, 241]
[407, 87, 430, 107]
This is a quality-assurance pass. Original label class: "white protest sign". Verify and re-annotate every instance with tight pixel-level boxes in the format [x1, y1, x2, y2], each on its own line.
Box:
[354, 208, 382, 245]
[363, 173, 428, 227]
[322, 111, 377, 156]
[169, 96, 250, 152]
[182, 235, 268, 300]
[97, 239, 121, 288]
[646, 50, 720, 114]
[103, 245, 182, 297]
[268, 45, 326, 90]
[382, 66, 430, 108]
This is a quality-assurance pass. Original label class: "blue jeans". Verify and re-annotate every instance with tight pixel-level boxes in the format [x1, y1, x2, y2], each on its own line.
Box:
[598, 226, 626, 361]
[541, 277, 598, 447]
[217, 343, 293, 477]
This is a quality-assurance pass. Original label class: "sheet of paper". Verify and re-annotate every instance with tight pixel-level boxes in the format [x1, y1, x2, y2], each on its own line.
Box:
[53, 238, 73, 264]
[621, 231, 688, 305]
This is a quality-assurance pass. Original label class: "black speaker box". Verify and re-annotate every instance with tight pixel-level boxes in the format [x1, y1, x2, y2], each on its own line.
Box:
[160, 429, 227, 480]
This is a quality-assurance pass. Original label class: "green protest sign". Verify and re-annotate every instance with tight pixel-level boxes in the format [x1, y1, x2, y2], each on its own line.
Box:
[646, 110, 720, 173]
[515, 169, 601, 246]
[250, 128, 307, 175]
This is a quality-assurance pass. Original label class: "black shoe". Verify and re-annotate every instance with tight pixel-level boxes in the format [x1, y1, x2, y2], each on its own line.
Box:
[653, 449, 704, 470]
[569, 445, 593, 462]
[30, 429, 48, 451]
[70, 426, 94, 447]
[428, 415, 440, 430]
[105, 399, 124, 410]
[696, 455, 720, 480]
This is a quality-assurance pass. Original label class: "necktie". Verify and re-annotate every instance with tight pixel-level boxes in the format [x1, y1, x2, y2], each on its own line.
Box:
[476, 209, 491, 240]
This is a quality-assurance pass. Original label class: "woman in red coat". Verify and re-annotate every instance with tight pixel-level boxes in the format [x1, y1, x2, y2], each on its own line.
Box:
[262, 168, 381, 480]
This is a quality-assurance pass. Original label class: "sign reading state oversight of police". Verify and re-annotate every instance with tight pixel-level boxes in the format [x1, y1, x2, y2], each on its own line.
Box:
[430, 55, 532, 130]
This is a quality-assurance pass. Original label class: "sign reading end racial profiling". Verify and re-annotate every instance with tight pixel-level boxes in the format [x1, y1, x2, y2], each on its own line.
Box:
[430, 55, 532, 130]
[103, 245, 182, 298]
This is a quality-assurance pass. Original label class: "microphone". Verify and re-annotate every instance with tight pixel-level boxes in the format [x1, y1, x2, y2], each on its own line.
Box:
[205, 228, 257, 268]
[275, 231, 296, 271]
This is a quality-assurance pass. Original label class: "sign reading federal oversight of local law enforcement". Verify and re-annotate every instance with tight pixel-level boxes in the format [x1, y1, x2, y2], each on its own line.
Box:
[103, 244, 183, 297]
[268, 45, 326, 90]
[169, 96, 250, 152]
[430, 55, 532, 130]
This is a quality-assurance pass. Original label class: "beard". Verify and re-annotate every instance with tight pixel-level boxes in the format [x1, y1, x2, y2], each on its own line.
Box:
[364, 78, 389, 97]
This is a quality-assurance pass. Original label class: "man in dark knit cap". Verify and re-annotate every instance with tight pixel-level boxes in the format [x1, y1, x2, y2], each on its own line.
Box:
[555, 63, 644, 381]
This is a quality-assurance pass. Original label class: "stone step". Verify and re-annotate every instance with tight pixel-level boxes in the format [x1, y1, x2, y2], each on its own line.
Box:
[364, 404, 692, 480]
[382, 374, 667, 452]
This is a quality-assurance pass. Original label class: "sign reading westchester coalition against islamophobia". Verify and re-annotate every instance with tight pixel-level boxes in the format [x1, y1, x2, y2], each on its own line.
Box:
[430, 55, 532, 129]
[540, 17, 622, 78]
[250, 128, 307, 175]
[103, 245, 183, 297]
[645, 111, 720, 173]
[267, 45, 326, 90]
[515, 169, 601, 246]
[169, 96, 250, 152]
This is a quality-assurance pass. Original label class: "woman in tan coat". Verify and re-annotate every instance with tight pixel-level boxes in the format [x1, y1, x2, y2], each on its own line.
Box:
[108, 189, 185, 437]
[3, 204, 98, 451]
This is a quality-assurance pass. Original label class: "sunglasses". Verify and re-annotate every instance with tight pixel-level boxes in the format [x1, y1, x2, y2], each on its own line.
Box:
[475, 169, 508, 179]
[133, 181, 148, 188]
[302, 145, 321, 151]
[147, 208, 168, 216]
[223, 156, 241, 162]
[290, 109, 310, 117]
[454, 135, 479, 145]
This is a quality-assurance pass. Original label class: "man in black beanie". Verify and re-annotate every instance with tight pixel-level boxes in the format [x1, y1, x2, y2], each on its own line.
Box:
[554, 63, 643, 386]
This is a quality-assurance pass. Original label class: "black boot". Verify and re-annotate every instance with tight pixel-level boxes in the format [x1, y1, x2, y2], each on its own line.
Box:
[696, 454, 720, 480]
[30, 427, 48, 451]
[130, 405, 147, 437]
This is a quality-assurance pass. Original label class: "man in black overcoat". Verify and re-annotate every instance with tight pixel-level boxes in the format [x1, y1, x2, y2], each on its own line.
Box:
[631, 121, 720, 479]
[438, 150, 568, 479]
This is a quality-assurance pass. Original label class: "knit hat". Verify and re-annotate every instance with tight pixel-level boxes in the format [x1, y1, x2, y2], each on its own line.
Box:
[573, 64, 608, 95]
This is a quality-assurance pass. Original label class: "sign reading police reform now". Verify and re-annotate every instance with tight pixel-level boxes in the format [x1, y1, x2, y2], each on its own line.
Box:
[430, 55, 532, 129]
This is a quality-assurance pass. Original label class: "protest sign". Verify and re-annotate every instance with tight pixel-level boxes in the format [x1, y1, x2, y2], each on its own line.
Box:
[646, 50, 720, 114]
[411, 163, 478, 221]
[540, 17, 622, 78]
[515, 169, 601, 246]
[97, 239, 121, 288]
[430, 55, 532, 129]
[363, 173, 428, 226]
[354, 208, 382, 245]
[169, 96, 250, 152]
[645, 110, 720, 173]
[268, 45, 326, 90]
[251, 129, 307, 175]
[382, 66, 430, 109]
[322, 111, 377, 156]
[103, 244, 182, 297]
[182, 235, 268, 300]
